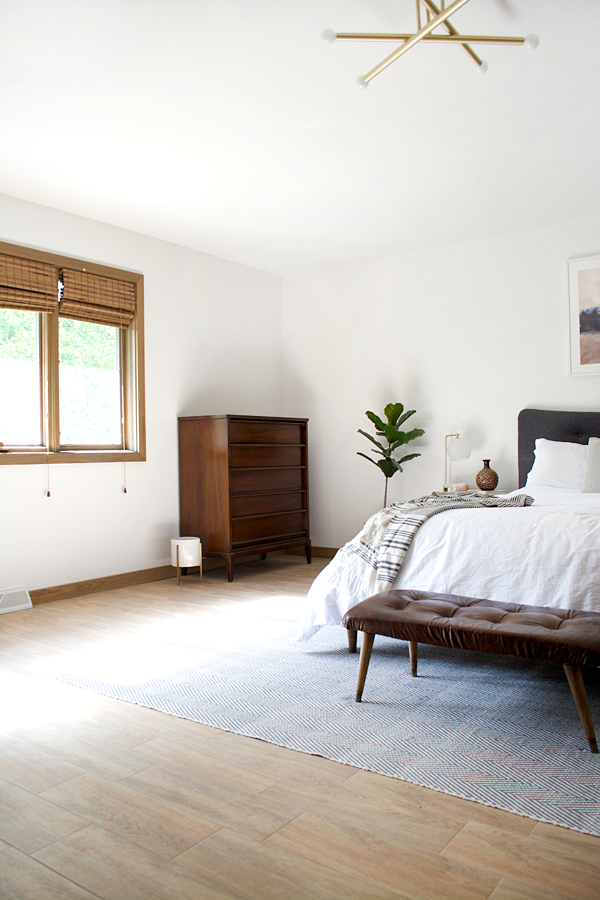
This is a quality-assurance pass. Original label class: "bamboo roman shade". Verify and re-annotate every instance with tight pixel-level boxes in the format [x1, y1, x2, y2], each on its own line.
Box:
[0, 253, 58, 313]
[59, 268, 136, 329]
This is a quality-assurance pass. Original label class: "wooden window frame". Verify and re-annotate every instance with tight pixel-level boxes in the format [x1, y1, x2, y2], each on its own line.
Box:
[0, 241, 146, 465]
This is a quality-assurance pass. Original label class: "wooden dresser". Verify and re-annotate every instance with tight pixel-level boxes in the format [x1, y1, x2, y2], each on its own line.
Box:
[178, 415, 311, 581]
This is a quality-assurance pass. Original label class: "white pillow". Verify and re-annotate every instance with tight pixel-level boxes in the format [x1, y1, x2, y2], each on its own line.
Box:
[525, 438, 588, 490]
[581, 437, 600, 493]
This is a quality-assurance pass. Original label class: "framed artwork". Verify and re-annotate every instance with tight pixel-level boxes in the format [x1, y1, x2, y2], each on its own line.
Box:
[568, 255, 600, 376]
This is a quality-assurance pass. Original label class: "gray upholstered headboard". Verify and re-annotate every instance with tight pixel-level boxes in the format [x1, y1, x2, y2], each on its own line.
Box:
[518, 408, 600, 488]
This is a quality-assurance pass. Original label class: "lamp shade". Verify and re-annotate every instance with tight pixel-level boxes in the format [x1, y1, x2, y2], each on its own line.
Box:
[171, 536, 201, 567]
[447, 436, 471, 462]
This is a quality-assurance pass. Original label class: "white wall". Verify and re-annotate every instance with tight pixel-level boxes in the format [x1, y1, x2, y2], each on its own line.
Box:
[3, 196, 599, 588]
[282, 215, 600, 548]
[0, 194, 283, 591]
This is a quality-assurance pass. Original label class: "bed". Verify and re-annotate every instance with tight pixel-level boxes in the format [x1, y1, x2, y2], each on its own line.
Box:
[297, 409, 600, 642]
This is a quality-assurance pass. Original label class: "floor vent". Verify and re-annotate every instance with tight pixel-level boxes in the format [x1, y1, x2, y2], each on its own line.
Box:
[0, 587, 33, 614]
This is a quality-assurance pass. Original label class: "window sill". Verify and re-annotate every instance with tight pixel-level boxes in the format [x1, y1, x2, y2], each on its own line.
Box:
[0, 450, 146, 465]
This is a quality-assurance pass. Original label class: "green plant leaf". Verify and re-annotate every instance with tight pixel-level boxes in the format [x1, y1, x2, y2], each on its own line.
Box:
[376, 457, 401, 479]
[357, 451, 379, 467]
[384, 402, 404, 425]
[357, 429, 386, 453]
[365, 410, 386, 432]
[396, 409, 416, 428]
[389, 431, 409, 448]
[403, 427, 425, 443]
[398, 452, 421, 465]
[379, 424, 401, 444]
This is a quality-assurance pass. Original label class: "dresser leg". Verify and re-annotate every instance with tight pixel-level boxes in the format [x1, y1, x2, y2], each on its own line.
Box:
[226, 557, 234, 582]
[305, 542, 312, 564]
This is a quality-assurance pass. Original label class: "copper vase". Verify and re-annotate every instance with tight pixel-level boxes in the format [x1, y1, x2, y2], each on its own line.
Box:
[475, 460, 498, 491]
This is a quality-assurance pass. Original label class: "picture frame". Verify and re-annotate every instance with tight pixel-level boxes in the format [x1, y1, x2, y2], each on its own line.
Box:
[567, 254, 600, 376]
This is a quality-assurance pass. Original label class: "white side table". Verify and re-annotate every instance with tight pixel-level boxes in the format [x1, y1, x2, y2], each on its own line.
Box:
[171, 537, 202, 585]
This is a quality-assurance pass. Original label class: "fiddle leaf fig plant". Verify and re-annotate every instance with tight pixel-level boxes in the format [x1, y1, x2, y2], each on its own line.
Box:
[358, 402, 424, 508]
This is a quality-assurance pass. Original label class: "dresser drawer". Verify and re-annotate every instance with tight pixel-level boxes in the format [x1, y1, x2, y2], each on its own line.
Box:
[230, 467, 304, 494]
[230, 491, 305, 517]
[230, 444, 302, 468]
[232, 511, 307, 545]
[229, 420, 303, 444]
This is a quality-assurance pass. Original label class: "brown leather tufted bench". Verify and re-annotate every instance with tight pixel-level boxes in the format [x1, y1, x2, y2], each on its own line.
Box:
[342, 590, 600, 753]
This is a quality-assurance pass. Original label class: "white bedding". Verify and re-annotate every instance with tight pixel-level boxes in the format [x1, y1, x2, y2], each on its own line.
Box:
[297, 487, 600, 640]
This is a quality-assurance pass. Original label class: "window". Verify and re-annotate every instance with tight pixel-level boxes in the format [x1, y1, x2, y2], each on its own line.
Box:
[58, 318, 122, 446]
[0, 308, 43, 445]
[0, 242, 145, 464]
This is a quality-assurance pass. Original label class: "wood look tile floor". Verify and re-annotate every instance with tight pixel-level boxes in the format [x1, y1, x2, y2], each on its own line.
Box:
[1, 556, 599, 900]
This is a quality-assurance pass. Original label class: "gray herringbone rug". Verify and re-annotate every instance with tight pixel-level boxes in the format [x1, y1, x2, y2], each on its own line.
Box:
[58, 608, 600, 836]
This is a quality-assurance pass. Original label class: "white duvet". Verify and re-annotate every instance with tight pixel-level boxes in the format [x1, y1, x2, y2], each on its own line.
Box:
[297, 487, 600, 640]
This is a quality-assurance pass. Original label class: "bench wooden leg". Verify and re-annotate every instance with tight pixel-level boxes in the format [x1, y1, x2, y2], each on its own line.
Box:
[409, 640, 418, 677]
[564, 664, 598, 753]
[347, 629, 358, 654]
[356, 632, 375, 702]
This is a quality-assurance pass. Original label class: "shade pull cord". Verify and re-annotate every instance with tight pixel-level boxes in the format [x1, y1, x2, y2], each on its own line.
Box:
[123, 461, 127, 494]
[46, 413, 51, 497]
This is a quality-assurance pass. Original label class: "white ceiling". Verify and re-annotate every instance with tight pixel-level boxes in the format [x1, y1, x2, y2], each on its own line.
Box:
[1, 0, 599, 275]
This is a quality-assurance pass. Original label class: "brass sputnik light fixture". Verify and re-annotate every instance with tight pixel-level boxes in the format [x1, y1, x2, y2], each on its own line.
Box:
[322, 0, 539, 87]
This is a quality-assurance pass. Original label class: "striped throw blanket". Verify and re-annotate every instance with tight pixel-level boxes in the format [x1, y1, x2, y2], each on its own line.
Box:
[339, 491, 534, 595]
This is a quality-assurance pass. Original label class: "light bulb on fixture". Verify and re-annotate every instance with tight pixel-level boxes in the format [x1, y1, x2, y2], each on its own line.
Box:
[477, 61, 488, 74]
[321, 29, 337, 45]
[524, 34, 539, 50]
[356, 76, 369, 89]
